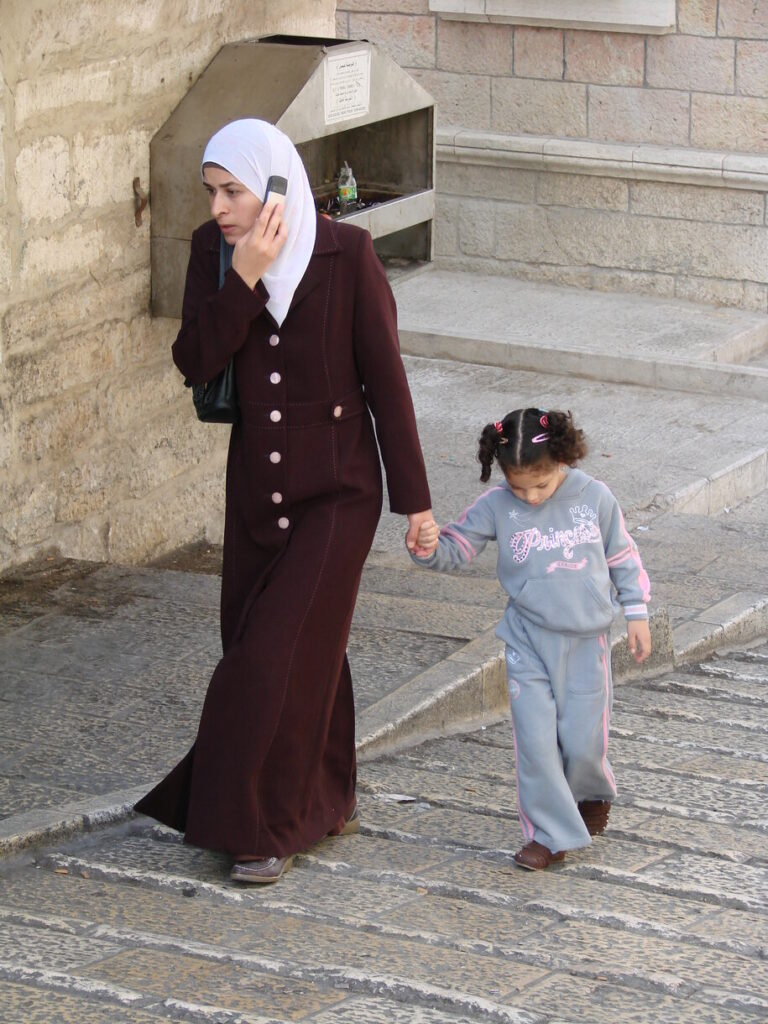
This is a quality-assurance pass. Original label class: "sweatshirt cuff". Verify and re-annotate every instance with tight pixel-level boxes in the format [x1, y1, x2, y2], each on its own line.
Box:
[623, 603, 649, 620]
[409, 549, 438, 568]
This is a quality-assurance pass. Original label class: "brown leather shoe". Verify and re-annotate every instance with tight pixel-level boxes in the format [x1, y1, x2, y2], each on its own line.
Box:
[578, 799, 611, 836]
[230, 855, 294, 884]
[514, 841, 566, 871]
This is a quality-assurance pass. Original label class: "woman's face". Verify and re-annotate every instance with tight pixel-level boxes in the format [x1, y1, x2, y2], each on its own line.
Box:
[203, 165, 263, 241]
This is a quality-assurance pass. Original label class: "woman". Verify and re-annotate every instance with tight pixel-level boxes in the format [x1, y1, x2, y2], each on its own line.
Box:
[135, 119, 433, 883]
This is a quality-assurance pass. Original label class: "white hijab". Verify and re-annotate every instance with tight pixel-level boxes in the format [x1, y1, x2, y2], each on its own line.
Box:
[202, 119, 317, 327]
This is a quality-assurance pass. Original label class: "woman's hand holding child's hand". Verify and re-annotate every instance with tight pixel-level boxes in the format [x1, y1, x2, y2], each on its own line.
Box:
[232, 201, 288, 290]
[627, 619, 652, 663]
[406, 512, 439, 558]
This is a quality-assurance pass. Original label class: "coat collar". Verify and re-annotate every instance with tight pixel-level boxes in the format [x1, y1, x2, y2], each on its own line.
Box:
[288, 214, 342, 310]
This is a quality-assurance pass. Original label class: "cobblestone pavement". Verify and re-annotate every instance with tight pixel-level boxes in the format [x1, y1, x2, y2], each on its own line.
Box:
[1, 637, 766, 1023]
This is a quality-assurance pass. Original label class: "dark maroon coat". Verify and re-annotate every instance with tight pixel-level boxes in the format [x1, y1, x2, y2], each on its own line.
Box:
[135, 214, 431, 857]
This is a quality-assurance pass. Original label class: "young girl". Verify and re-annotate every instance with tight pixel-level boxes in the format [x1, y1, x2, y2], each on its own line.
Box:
[412, 408, 651, 870]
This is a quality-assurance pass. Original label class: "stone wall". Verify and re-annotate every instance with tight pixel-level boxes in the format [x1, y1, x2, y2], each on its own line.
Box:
[335, 0, 768, 312]
[0, 0, 335, 572]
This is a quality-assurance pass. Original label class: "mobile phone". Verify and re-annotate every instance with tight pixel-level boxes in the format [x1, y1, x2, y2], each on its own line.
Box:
[264, 175, 288, 206]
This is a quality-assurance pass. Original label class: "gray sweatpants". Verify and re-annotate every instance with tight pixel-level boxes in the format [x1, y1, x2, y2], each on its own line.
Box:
[505, 609, 617, 853]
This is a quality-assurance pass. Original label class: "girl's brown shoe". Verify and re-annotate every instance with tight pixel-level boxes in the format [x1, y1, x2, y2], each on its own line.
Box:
[514, 841, 565, 871]
[578, 799, 611, 836]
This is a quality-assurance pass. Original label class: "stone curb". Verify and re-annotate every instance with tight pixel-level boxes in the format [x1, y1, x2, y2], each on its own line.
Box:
[2, 599, 764, 858]
[398, 328, 768, 402]
[357, 608, 674, 761]
[0, 786, 146, 859]
[673, 592, 768, 664]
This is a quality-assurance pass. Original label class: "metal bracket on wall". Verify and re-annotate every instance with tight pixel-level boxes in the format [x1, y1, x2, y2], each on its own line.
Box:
[133, 177, 149, 226]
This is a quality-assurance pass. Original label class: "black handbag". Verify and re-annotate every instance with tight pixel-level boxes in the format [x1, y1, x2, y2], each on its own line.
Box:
[188, 239, 239, 423]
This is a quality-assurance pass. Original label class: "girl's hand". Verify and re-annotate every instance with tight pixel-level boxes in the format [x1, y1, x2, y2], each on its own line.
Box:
[232, 202, 287, 289]
[627, 619, 652, 663]
[406, 510, 439, 557]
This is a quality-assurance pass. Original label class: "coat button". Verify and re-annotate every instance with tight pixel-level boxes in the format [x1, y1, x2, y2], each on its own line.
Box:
[272, 492, 283, 504]
[270, 410, 281, 423]
[278, 517, 289, 529]
[269, 334, 280, 346]
[333, 405, 342, 418]
[269, 451, 281, 464]
[270, 372, 281, 384]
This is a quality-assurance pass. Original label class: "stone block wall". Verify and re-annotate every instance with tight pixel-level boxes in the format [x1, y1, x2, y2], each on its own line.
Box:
[335, 0, 768, 312]
[0, 0, 335, 572]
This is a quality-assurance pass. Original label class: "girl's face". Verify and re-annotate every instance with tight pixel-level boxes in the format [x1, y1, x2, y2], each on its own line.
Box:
[203, 165, 263, 241]
[503, 460, 565, 506]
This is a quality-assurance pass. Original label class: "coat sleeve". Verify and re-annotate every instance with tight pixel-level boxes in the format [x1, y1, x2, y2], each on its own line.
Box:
[352, 230, 431, 515]
[171, 225, 270, 384]
[411, 492, 498, 571]
[600, 488, 651, 620]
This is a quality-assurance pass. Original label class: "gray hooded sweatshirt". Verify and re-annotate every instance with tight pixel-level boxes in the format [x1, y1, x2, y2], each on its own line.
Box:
[413, 468, 650, 644]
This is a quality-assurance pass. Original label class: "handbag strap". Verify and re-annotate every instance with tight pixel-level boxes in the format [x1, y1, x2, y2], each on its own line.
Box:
[219, 238, 234, 289]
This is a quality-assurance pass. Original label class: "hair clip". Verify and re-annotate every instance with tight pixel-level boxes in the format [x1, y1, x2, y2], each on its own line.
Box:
[494, 420, 504, 433]
[531, 432, 550, 444]
[539, 414, 549, 428]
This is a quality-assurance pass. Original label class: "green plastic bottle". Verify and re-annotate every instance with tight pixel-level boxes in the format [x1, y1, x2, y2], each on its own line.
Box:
[338, 161, 357, 214]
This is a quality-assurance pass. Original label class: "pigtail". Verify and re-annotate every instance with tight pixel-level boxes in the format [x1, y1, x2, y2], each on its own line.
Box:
[477, 422, 503, 482]
[546, 410, 588, 465]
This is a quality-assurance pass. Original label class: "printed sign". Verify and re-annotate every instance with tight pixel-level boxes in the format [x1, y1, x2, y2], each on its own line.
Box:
[324, 49, 371, 126]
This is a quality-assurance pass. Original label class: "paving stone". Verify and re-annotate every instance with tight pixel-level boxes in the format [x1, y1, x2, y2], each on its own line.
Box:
[0, 921, 125, 972]
[83, 947, 345, 1018]
[637, 852, 768, 911]
[427, 855, 711, 927]
[616, 688, 768, 730]
[352, 591, 497, 640]
[522, 972, 768, 1024]
[310, 1000, 494, 1024]
[364, 800, 525, 852]
[617, 767, 768, 822]
[1, 863, 546, 1001]
[610, 739, 768, 785]
[698, 657, 768, 683]
[521, 919, 768, 1000]
[360, 762, 517, 816]
[0, 778, 80, 821]
[613, 710, 768, 758]
[376, 891, 549, 948]
[685, 908, 768, 955]
[0, 981, 178, 1024]
[393, 735, 517, 781]
[301, 830, 459, 876]
[365, 797, 652, 854]
[631, 669, 768, 704]
[614, 813, 768, 863]
[360, 565, 503, 608]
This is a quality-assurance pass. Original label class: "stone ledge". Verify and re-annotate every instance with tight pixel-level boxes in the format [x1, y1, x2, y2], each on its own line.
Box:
[437, 129, 768, 191]
[430, 0, 676, 34]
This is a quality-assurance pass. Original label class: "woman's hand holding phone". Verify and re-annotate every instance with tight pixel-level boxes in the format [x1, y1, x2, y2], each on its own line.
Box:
[232, 191, 288, 290]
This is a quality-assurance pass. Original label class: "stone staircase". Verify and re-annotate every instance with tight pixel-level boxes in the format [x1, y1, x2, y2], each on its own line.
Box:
[2, 642, 767, 1023]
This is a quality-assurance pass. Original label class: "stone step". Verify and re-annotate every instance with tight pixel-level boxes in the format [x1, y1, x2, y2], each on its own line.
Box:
[393, 269, 768, 400]
[1, 806, 765, 1021]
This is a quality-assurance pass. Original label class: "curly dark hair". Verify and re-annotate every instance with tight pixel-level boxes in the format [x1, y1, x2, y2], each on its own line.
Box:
[477, 408, 588, 482]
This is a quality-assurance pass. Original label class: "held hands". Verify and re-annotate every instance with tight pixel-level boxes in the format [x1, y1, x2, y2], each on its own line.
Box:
[232, 202, 287, 290]
[406, 510, 439, 558]
[627, 619, 652, 663]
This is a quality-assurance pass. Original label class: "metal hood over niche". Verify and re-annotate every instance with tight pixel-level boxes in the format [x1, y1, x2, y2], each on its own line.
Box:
[150, 36, 435, 318]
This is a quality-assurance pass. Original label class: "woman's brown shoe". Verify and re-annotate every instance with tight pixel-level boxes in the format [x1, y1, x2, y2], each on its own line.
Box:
[514, 841, 565, 871]
[230, 855, 294, 884]
[328, 803, 360, 837]
[578, 799, 611, 836]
